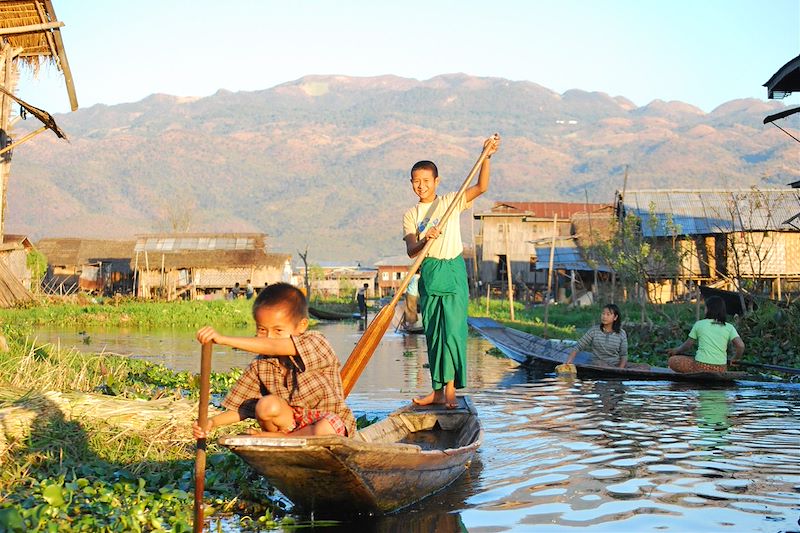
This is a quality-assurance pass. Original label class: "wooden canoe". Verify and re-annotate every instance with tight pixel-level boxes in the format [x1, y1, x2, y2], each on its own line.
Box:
[218, 397, 482, 516]
[398, 324, 424, 335]
[469, 317, 749, 383]
[308, 306, 361, 320]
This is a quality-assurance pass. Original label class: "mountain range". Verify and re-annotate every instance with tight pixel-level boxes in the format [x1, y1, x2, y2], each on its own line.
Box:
[7, 73, 799, 263]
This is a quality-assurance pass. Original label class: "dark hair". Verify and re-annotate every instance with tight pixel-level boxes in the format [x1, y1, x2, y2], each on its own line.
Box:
[252, 282, 308, 323]
[704, 296, 727, 325]
[410, 160, 438, 178]
[602, 303, 622, 333]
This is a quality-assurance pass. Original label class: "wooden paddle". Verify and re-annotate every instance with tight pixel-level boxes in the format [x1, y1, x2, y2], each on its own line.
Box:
[731, 360, 800, 375]
[340, 134, 499, 397]
[193, 342, 212, 533]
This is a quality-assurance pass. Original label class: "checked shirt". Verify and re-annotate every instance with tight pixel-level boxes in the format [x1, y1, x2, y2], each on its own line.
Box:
[221, 330, 356, 436]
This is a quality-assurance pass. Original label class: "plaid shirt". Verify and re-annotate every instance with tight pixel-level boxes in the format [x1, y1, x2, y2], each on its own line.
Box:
[222, 330, 356, 436]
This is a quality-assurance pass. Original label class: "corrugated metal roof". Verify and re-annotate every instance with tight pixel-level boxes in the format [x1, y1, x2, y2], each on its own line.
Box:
[478, 201, 610, 219]
[374, 255, 414, 267]
[534, 244, 611, 272]
[134, 233, 266, 253]
[619, 189, 800, 237]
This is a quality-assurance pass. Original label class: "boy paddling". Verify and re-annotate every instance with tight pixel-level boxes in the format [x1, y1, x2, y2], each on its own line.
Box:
[193, 283, 356, 439]
[403, 135, 500, 409]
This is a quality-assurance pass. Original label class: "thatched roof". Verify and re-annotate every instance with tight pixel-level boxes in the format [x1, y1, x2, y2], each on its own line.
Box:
[36, 238, 135, 266]
[0, 233, 32, 252]
[0, 0, 77, 110]
[136, 250, 290, 270]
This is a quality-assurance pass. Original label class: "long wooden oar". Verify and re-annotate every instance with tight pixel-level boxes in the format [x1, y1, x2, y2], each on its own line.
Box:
[193, 342, 212, 533]
[340, 134, 498, 397]
[731, 360, 800, 375]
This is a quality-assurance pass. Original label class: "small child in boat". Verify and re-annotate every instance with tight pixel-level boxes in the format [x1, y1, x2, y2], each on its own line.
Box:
[192, 282, 356, 439]
[403, 135, 500, 409]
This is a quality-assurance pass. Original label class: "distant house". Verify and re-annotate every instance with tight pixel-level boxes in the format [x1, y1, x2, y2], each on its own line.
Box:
[617, 188, 800, 300]
[300, 263, 376, 299]
[132, 233, 291, 300]
[374, 255, 414, 297]
[0, 234, 34, 290]
[474, 201, 608, 286]
[36, 238, 135, 295]
[0, 234, 34, 307]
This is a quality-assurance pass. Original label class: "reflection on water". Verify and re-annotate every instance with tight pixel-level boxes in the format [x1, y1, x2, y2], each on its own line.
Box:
[35, 322, 800, 532]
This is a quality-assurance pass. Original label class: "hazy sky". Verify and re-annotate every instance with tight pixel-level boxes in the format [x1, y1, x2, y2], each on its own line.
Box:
[16, 0, 800, 114]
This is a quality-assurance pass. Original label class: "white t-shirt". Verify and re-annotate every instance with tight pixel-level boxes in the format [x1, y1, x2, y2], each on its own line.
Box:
[403, 191, 469, 260]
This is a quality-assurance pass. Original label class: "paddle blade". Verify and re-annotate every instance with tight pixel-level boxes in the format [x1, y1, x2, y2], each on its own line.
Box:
[341, 303, 396, 397]
[555, 363, 577, 375]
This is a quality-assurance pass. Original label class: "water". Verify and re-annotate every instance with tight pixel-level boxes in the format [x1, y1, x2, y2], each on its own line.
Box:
[36, 322, 800, 532]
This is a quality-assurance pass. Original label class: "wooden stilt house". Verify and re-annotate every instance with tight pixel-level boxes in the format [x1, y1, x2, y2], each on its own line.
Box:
[133, 233, 292, 300]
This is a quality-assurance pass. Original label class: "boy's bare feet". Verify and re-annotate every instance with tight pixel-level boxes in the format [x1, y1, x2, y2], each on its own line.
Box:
[444, 383, 458, 409]
[412, 389, 445, 406]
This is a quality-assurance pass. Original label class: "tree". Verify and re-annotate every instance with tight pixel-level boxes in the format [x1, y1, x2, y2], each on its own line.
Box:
[590, 202, 683, 323]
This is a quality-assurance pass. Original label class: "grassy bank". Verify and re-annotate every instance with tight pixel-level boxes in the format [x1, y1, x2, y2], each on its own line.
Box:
[0, 331, 289, 531]
[0, 297, 257, 332]
[468, 297, 800, 369]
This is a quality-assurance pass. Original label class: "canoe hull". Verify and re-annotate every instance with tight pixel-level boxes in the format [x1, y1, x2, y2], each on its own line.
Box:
[308, 306, 361, 320]
[219, 398, 482, 515]
[469, 317, 748, 383]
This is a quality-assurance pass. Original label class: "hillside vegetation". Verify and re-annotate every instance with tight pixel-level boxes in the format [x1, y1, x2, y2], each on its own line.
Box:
[8, 74, 798, 263]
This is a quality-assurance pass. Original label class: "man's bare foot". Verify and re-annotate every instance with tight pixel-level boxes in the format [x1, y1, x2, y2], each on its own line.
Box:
[412, 390, 445, 406]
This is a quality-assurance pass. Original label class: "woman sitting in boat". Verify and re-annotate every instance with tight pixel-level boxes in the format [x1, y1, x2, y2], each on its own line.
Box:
[564, 304, 630, 368]
[667, 296, 744, 373]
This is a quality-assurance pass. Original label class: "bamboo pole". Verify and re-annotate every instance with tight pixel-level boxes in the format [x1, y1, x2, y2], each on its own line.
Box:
[0, 21, 64, 36]
[543, 214, 558, 337]
[504, 222, 514, 321]
[133, 251, 139, 298]
[194, 343, 212, 533]
[485, 282, 490, 315]
[144, 251, 150, 299]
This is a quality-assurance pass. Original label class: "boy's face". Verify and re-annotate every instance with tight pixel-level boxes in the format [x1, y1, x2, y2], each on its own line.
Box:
[410, 168, 439, 203]
[254, 304, 308, 338]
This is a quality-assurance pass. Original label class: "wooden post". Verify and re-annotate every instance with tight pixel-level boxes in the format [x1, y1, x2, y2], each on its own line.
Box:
[777, 273, 782, 301]
[470, 205, 480, 297]
[584, 189, 598, 297]
[161, 253, 166, 300]
[133, 251, 139, 298]
[504, 222, 515, 321]
[144, 250, 150, 299]
[543, 214, 558, 337]
[570, 269, 576, 305]
[695, 283, 701, 321]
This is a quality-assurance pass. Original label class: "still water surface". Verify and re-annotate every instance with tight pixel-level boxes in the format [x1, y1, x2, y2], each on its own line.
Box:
[36, 322, 800, 532]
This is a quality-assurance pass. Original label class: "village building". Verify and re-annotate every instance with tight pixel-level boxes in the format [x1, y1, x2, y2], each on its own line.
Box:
[132, 233, 291, 300]
[374, 255, 413, 298]
[0, 234, 34, 290]
[36, 238, 135, 295]
[299, 262, 376, 299]
[475, 202, 610, 290]
[617, 188, 800, 301]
